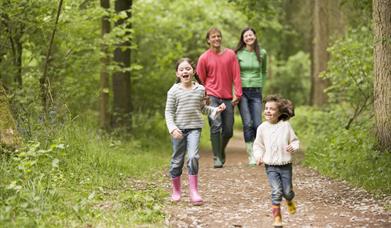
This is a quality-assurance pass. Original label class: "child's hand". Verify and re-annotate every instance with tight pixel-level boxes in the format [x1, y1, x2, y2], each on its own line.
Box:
[256, 158, 263, 166]
[286, 144, 295, 153]
[216, 103, 226, 113]
[171, 129, 183, 139]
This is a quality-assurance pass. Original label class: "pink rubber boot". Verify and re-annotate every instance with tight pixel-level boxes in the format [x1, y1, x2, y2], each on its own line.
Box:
[188, 175, 203, 205]
[171, 176, 181, 202]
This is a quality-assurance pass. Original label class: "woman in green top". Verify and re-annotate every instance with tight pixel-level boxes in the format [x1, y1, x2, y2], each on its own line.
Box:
[234, 27, 267, 165]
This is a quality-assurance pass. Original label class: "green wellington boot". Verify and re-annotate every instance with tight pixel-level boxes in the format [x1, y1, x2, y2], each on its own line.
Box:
[210, 133, 223, 168]
[245, 141, 256, 166]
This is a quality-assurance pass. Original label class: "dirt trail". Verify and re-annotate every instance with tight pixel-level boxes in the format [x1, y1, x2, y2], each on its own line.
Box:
[163, 132, 391, 227]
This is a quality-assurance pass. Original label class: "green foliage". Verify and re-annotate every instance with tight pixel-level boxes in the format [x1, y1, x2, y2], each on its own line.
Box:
[322, 27, 373, 105]
[131, 0, 247, 112]
[0, 115, 170, 227]
[291, 106, 391, 195]
[321, 27, 373, 128]
[341, 0, 372, 27]
[265, 51, 310, 105]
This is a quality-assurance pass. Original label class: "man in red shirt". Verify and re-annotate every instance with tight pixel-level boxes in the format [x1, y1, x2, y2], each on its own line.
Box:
[196, 27, 242, 168]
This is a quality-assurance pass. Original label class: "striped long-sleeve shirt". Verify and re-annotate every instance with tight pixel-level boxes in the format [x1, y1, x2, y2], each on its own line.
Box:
[165, 83, 216, 133]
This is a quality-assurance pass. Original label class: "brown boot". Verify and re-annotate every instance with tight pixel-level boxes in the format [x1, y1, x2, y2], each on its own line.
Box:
[272, 204, 283, 227]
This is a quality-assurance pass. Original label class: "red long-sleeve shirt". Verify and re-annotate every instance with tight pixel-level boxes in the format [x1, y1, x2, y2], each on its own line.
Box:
[196, 48, 242, 99]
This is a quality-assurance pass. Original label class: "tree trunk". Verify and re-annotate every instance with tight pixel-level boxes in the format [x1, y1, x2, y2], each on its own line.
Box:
[112, 0, 132, 129]
[0, 83, 21, 150]
[373, 0, 391, 152]
[312, 0, 329, 106]
[14, 39, 22, 87]
[100, 0, 111, 130]
[1, 9, 23, 88]
[40, 0, 63, 115]
[311, 0, 345, 106]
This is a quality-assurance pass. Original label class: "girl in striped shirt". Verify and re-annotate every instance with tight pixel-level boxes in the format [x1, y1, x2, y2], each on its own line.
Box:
[165, 58, 226, 205]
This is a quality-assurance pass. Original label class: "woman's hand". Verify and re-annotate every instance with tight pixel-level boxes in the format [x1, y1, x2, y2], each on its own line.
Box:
[256, 158, 263, 166]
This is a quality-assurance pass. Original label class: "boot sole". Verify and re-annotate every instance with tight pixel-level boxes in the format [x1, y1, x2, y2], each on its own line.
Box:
[191, 201, 203, 206]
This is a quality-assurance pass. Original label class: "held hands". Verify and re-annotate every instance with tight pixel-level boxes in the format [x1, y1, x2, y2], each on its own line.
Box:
[231, 93, 240, 106]
[171, 128, 183, 139]
[256, 158, 263, 166]
[231, 95, 240, 106]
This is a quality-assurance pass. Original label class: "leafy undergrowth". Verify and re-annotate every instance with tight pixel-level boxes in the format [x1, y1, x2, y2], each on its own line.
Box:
[0, 116, 171, 227]
[291, 106, 391, 197]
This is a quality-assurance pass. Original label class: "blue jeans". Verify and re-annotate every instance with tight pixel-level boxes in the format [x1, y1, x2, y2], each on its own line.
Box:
[265, 163, 295, 205]
[238, 88, 262, 142]
[169, 129, 201, 178]
[208, 96, 234, 165]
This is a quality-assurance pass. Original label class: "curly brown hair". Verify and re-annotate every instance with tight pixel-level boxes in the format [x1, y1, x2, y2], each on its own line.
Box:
[264, 95, 295, 121]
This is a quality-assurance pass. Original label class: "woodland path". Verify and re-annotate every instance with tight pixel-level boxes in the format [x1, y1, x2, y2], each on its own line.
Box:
[162, 132, 391, 227]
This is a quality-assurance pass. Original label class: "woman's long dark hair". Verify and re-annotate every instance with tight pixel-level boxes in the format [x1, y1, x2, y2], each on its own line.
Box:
[175, 57, 202, 84]
[234, 27, 262, 64]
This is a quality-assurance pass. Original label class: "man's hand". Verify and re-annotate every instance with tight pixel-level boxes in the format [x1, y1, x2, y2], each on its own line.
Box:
[256, 158, 263, 166]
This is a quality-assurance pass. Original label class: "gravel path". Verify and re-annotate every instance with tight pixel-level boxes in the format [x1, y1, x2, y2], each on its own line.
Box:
[163, 133, 391, 227]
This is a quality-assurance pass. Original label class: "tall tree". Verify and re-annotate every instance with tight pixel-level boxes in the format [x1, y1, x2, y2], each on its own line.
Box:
[100, 0, 111, 130]
[1, 1, 24, 88]
[39, 0, 63, 115]
[112, 0, 132, 128]
[373, 0, 391, 152]
[311, 0, 345, 106]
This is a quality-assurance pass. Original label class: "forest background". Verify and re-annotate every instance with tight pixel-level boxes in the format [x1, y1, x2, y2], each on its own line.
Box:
[0, 0, 390, 226]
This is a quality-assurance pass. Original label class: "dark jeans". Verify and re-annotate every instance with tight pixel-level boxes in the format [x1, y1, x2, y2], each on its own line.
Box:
[238, 88, 262, 142]
[208, 96, 234, 165]
[265, 163, 295, 205]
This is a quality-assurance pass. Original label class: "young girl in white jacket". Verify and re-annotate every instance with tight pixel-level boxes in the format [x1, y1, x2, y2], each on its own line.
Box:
[253, 95, 299, 227]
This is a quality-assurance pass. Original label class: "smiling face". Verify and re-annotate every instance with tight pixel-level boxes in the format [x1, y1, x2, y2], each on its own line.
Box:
[264, 101, 280, 124]
[243, 29, 256, 48]
[176, 61, 194, 86]
[207, 31, 222, 49]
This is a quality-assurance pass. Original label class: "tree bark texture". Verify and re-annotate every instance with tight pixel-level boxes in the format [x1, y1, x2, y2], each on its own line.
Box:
[312, 0, 330, 106]
[112, 0, 132, 128]
[100, 0, 111, 130]
[311, 0, 345, 106]
[373, 0, 391, 152]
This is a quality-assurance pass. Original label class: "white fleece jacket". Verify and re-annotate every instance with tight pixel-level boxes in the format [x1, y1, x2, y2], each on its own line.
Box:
[253, 120, 299, 165]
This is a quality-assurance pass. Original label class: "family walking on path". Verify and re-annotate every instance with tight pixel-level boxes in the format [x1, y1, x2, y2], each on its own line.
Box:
[164, 26, 301, 227]
[164, 27, 391, 227]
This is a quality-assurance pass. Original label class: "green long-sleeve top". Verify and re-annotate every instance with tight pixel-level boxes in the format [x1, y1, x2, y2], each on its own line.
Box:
[237, 48, 267, 88]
